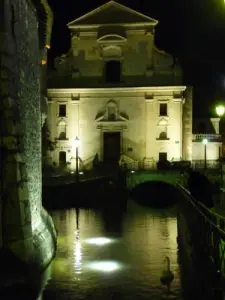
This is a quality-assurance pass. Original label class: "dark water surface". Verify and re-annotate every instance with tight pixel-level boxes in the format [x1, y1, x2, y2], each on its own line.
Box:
[41, 200, 186, 300]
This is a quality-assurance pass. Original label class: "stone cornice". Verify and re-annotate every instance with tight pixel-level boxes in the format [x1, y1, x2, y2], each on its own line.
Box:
[48, 86, 187, 96]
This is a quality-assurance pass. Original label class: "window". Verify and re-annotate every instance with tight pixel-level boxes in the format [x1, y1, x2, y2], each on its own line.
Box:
[58, 131, 66, 140]
[57, 120, 67, 139]
[59, 104, 66, 117]
[159, 103, 167, 116]
[158, 132, 167, 140]
[159, 152, 167, 161]
[105, 60, 121, 83]
[59, 151, 66, 165]
[11, 5, 16, 38]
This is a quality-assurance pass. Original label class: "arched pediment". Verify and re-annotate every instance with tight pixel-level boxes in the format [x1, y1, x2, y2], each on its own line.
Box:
[102, 45, 122, 57]
[97, 34, 127, 44]
[157, 117, 168, 126]
[57, 118, 67, 126]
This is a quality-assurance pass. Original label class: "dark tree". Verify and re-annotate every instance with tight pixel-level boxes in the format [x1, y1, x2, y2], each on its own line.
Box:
[42, 120, 56, 157]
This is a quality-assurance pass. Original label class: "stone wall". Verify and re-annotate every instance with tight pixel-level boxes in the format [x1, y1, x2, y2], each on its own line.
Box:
[0, 0, 56, 270]
[182, 86, 193, 161]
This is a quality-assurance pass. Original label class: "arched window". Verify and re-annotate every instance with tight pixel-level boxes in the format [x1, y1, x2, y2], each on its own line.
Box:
[57, 119, 67, 140]
[59, 151, 66, 165]
[159, 132, 167, 140]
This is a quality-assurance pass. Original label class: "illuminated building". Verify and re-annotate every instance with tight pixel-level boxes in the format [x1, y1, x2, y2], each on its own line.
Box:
[47, 1, 219, 170]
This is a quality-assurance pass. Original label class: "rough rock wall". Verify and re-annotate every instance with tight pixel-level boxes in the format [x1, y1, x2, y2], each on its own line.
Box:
[15, 0, 42, 225]
[0, 0, 56, 267]
[182, 86, 193, 161]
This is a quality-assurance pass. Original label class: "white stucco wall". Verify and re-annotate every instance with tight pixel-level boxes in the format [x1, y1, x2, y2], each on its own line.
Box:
[192, 142, 221, 160]
[47, 86, 186, 169]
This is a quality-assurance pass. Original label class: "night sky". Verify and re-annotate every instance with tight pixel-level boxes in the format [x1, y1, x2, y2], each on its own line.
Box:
[47, 0, 225, 117]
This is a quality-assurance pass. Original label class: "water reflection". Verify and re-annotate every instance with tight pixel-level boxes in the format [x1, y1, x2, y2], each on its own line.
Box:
[2, 200, 213, 299]
[42, 201, 184, 299]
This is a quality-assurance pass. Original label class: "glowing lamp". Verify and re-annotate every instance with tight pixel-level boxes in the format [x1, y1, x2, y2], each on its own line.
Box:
[45, 44, 50, 49]
[87, 261, 120, 272]
[85, 237, 113, 246]
[73, 136, 80, 148]
[216, 105, 225, 117]
[41, 59, 47, 65]
[202, 138, 208, 145]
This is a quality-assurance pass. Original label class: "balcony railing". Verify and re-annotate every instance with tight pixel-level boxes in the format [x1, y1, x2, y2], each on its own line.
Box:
[192, 134, 221, 142]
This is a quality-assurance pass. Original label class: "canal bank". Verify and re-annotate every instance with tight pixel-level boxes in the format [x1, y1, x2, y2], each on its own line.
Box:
[42, 170, 128, 209]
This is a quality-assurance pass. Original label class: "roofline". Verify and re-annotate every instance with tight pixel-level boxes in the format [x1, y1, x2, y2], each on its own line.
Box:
[68, 23, 157, 30]
[67, 0, 158, 28]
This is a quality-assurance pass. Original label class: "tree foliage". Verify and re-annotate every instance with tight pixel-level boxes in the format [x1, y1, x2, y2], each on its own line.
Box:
[42, 121, 56, 156]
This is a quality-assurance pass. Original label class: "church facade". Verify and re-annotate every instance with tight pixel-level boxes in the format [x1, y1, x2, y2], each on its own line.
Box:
[47, 1, 194, 170]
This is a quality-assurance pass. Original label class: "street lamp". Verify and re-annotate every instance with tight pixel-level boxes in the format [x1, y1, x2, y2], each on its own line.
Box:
[74, 136, 80, 183]
[216, 105, 225, 182]
[202, 138, 208, 171]
[216, 105, 225, 118]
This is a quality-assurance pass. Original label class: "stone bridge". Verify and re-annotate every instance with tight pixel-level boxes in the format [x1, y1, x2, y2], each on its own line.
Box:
[126, 170, 182, 190]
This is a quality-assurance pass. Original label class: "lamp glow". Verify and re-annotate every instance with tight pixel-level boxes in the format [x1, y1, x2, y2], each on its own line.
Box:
[85, 237, 113, 245]
[73, 136, 80, 148]
[216, 105, 225, 117]
[202, 138, 208, 145]
[87, 261, 120, 272]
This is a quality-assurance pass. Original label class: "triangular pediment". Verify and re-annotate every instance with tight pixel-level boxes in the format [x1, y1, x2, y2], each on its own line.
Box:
[95, 113, 128, 122]
[67, 1, 158, 28]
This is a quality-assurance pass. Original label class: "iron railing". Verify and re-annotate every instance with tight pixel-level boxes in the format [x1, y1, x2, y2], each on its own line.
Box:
[177, 184, 225, 298]
[193, 133, 221, 142]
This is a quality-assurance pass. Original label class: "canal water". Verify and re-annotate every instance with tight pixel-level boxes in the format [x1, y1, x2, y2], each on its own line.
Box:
[38, 200, 194, 300]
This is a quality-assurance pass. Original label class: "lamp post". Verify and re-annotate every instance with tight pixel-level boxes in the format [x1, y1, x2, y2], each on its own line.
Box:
[216, 105, 225, 182]
[74, 136, 80, 183]
[202, 138, 208, 171]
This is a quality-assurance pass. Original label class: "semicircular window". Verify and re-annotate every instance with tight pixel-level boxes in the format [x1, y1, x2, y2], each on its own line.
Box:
[159, 131, 167, 140]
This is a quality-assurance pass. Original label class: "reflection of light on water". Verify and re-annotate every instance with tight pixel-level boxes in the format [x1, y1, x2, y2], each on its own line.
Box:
[74, 230, 82, 274]
[87, 261, 121, 272]
[85, 237, 113, 246]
